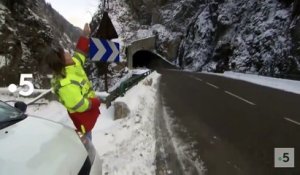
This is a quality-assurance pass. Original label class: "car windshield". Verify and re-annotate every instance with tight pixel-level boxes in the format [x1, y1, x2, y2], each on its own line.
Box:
[0, 101, 23, 123]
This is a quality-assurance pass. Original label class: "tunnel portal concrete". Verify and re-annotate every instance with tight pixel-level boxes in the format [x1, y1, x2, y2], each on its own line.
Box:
[132, 50, 177, 70]
[127, 36, 177, 70]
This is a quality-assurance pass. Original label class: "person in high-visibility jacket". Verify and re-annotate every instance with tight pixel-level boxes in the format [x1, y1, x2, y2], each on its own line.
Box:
[44, 23, 100, 140]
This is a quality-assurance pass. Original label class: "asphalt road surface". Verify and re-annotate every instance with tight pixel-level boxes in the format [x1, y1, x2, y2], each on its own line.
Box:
[159, 69, 300, 175]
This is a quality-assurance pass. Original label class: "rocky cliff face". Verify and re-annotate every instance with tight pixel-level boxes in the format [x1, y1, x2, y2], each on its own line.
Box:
[95, 0, 300, 78]
[0, 0, 81, 88]
[179, 0, 300, 77]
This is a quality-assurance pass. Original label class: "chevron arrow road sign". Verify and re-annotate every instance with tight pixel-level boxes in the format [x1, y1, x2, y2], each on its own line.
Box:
[89, 38, 120, 62]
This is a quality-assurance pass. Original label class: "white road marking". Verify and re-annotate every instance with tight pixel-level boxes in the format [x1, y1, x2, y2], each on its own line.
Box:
[284, 117, 300, 126]
[206, 82, 219, 89]
[195, 78, 203, 82]
[189, 76, 203, 82]
[224, 91, 256, 105]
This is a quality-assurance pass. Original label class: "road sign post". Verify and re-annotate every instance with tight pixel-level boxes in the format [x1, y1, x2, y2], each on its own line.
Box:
[91, 11, 118, 92]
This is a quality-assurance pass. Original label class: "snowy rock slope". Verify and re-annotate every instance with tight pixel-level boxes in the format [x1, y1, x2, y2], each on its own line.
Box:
[0, 0, 81, 88]
[93, 0, 300, 78]
[180, 0, 299, 77]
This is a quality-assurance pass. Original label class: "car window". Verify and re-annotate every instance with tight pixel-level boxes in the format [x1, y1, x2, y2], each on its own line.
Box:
[0, 101, 22, 122]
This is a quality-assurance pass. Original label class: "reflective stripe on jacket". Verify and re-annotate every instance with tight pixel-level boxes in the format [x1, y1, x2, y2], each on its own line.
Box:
[51, 52, 96, 113]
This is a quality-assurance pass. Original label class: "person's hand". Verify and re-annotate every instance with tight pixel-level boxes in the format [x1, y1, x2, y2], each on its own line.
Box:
[83, 23, 91, 37]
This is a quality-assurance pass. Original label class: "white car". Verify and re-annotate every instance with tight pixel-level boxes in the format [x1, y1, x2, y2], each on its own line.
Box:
[0, 100, 102, 175]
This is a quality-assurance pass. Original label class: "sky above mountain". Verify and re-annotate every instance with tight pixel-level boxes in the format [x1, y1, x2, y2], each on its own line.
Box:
[45, 0, 99, 28]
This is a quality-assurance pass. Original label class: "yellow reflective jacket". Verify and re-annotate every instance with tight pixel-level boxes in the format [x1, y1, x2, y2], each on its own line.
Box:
[51, 52, 96, 113]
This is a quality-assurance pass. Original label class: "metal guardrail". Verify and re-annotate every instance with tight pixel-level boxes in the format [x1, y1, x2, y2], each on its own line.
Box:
[105, 70, 152, 108]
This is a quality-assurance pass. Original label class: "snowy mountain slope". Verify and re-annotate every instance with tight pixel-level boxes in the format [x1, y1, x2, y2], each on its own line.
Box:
[0, 0, 81, 88]
[91, 0, 184, 60]
[94, 0, 300, 78]
[180, 0, 299, 76]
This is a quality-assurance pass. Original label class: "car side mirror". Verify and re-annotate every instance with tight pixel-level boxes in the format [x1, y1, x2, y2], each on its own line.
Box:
[14, 101, 27, 113]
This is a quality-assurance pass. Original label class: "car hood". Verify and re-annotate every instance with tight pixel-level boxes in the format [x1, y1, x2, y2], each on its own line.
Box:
[0, 116, 87, 175]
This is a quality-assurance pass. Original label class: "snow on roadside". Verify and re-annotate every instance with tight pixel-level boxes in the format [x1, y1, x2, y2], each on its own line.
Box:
[0, 71, 161, 174]
[92, 72, 161, 175]
[108, 70, 132, 93]
[212, 71, 300, 95]
[0, 55, 7, 69]
[132, 68, 150, 75]
[162, 105, 206, 174]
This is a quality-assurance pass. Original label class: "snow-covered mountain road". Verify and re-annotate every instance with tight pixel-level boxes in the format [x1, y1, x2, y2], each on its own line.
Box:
[2, 70, 300, 174]
[159, 69, 300, 175]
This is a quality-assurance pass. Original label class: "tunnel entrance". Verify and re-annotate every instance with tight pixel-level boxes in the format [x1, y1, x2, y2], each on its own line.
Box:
[132, 50, 177, 70]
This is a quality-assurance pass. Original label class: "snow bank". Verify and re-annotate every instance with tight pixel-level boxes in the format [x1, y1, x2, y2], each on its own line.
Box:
[0, 55, 6, 69]
[1, 71, 162, 174]
[215, 71, 300, 95]
[132, 68, 150, 75]
[92, 72, 161, 175]
[108, 71, 132, 93]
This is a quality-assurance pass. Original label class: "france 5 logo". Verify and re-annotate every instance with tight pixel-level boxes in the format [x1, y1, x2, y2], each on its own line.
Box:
[7, 74, 34, 96]
[274, 148, 295, 168]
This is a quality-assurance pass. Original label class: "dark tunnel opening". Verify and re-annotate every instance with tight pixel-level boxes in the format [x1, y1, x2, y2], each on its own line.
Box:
[132, 50, 177, 70]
